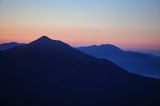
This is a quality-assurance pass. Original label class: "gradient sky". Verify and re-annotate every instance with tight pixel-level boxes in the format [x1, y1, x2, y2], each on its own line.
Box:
[0, 0, 160, 54]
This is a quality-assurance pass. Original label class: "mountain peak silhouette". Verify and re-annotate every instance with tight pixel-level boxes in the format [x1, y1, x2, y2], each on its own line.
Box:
[100, 44, 120, 49]
[79, 44, 123, 53]
[29, 35, 71, 48]
[34, 35, 55, 43]
[38, 35, 51, 40]
[23, 35, 96, 62]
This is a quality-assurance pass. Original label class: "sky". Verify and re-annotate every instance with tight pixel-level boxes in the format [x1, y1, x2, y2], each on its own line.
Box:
[0, 0, 160, 54]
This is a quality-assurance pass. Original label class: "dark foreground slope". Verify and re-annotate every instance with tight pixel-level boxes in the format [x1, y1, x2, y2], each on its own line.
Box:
[1, 36, 160, 106]
[78, 44, 160, 79]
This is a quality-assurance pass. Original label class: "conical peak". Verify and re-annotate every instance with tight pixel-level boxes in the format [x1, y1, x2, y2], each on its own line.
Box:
[29, 35, 72, 49]
[38, 35, 52, 41]
[29, 35, 56, 45]
[33, 35, 59, 44]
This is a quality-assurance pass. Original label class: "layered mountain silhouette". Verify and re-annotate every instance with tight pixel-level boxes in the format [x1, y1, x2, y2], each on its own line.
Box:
[78, 44, 160, 79]
[1, 36, 160, 106]
[0, 42, 25, 51]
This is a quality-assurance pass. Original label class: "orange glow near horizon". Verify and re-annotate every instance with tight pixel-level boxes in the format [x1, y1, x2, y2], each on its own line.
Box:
[0, 29, 160, 50]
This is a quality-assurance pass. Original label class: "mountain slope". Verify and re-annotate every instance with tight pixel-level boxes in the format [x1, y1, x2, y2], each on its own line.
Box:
[78, 44, 160, 79]
[0, 42, 25, 51]
[1, 36, 160, 106]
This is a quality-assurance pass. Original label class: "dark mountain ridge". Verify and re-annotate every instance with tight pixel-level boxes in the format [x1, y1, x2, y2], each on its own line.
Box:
[1, 36, 160, 106]
[0, 42, 25, 51]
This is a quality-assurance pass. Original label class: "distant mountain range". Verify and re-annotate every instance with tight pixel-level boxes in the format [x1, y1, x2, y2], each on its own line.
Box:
[78, 44, 160, 79]
[0, 42, 25, 51]
[1, 36, 160, 106]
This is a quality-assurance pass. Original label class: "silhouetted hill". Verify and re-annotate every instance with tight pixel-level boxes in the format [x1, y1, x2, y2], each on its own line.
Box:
[0, 42, 25, 51]
[1, 36, 160, 106]
[78, 44, 160, 79]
